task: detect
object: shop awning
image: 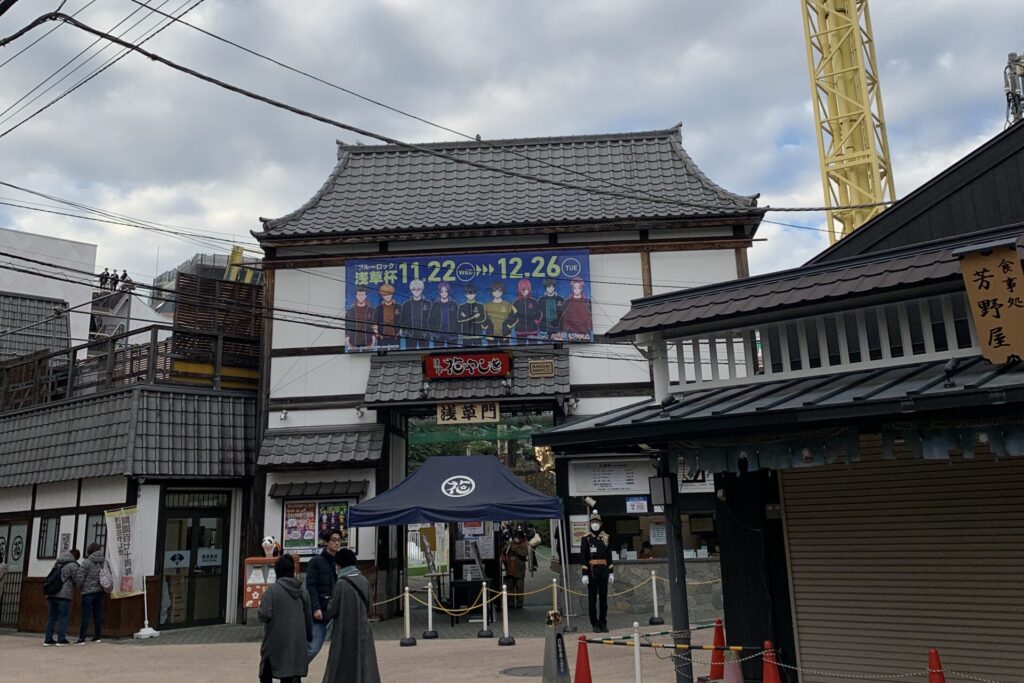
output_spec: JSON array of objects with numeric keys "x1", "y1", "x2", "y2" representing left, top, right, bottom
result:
[
  {"x1": 348, "y1": 455, "x2": 562, "y2": 526},
  {"x1": 268, "y1": 480, "x2": 369, "y2": 498}
]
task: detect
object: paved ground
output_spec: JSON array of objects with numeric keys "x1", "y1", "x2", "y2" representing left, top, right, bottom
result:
[{"x1": 2, "y1": 626, "x2": 713, "y2": 682}]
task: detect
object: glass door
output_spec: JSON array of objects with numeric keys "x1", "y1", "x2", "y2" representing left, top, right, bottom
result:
[{"x1": 160, "y1": 513, "x2": 229, "y2": 627}]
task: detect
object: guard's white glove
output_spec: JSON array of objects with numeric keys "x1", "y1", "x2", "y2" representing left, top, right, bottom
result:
[
  {"x1": 608, "y1": 574, "x2": 615, "y2": 585},
  {"x1": 581, "y1": 575, "x2": 589, "y2": 586}
]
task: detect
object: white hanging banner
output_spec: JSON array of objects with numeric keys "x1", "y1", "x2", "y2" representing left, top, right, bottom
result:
[{"x1": 105, "y1": 507, "x2": 145, "y2": 599}]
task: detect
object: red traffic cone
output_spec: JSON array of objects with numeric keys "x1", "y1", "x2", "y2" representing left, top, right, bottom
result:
[
  {"x1": 723, "y1": 649, "x2": 744, "y2": 683},
  {"x1": 928, "y1": 649, "x2": 946, "y2": 683},
  {"x1": 762, "y1": 641, "x2": 782, "y2": 683},
  {"x1": 574, "y1": 634, "x2": 593, "y2": 683},
  {"x1": 710, "y1": 618, "x2": 726, "y2": 679}
]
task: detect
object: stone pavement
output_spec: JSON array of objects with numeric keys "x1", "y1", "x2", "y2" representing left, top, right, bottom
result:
[{"x1": 2, "y1": 626, "x2": 715, "y2": 682}]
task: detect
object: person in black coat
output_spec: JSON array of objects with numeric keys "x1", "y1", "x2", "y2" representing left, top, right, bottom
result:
[{"x1": 305, "y1": 529, "x2": 342, "y2": 661}]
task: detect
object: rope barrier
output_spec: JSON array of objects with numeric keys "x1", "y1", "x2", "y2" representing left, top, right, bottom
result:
[
  {"x1": 371, "y1": 593, "x2": 404, "y2": 607},
  {"x1": 584, "y1": 638, "x2": 758, "y2": 652},
  {"x1": 654, "y1": 574, "x2": 723, "y2": 586}
]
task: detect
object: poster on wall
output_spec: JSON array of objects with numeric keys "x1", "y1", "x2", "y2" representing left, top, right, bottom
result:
[
  {"x1": 283, "y1": 501, "x2": 318, "y2": 552},
  {"x1": 343, "y1": 249, "x2": 593, "y2": 351},
  {"x1": 569, "y1": 515, "x2": 589, "y2": 553},
  {"x1": 316, "y1": 501, "x2": 355, "y2": 552}
]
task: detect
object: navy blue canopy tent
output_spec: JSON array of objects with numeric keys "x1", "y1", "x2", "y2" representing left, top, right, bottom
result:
[{"x1": 348, "y1": 455, "x2": 563, "y2": 526}]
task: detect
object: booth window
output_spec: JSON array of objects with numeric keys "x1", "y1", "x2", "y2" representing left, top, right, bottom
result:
[
  {"x1": 85, "y1": 513, "x2": 107, "y2": 551},
  {"x1": 36, "y1": 516, "x2": 59, "y2": 559}
]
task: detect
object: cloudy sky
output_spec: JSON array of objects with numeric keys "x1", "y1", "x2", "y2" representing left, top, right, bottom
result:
[{"x1": 0, "y1": 0, "x2": 1020, "y2": 287}]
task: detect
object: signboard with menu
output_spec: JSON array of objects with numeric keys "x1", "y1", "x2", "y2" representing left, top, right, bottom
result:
[{"x1": 567, "y1": 458, "x2": 655, "y2": 496}]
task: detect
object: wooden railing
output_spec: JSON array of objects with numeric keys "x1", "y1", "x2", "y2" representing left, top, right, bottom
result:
[
  {"x1": 0, "y1": 324, "x2": 259, "y2": 413},
  {"x1": 666, "y1": 292, "x2": 980, "y2": 390}
]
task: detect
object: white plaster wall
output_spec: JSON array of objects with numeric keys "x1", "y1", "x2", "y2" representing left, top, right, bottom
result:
[
  {"x1": 137, "y1": 484, "x2": 161, "y2": 576},
  {"x1": 34, "y1": 480, "x2": 78, "y2": 511},
  {"x1": 574, "y1": 395, "x2": 652, "y2": 417},
  {"x1": 0, "y1": 485, "x2": 32, "y2": 513},
  {"x1": 273, "y1": 408, "x2": 379, "y2": 430},
  {"x1": 588, "y1": 252, "x2": 645, "y2": 335},
  {"x1": 649, "y1": 249, "x2": 737, "y2": 294},
  {"x1": 388, "y1": 236, "x2": 549, "y2": 252},
  {"x1": 569, "y1": 343, "x2": 649, "y2": 386},
  {"x1": 262, "y1": 469, "x2": 378, "y2": 561},
  {"x1": 273, "y1": 267, "x2": 346, "y2": 349},
  {"x1": 0, "y1": 228, "x2": 97, "y2": 349},
  {"x1": 270, "y1": 353, "x2": 371, "y2": 400},
  {"x1": 27, "y1": 513, "x2": 77, "y2": 577},
  {"x1": 79, "y1": 477, "x2": 127, "y2": 507}
]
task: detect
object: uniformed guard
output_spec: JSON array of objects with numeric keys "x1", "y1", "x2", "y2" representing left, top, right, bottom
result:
[{"x1": 580, "y1": 510, "x2": 614, "y2": 633}]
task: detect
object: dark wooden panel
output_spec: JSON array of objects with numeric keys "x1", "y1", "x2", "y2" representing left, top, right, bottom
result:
[{"x1": 18, "y1": 576, "x2": 161, "y2": 637}]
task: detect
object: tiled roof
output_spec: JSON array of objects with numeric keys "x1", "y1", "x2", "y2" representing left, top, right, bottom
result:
[
  {"x1": 0, "y1": 292, "x2": 70, "y2": 359},
  {"x1": 537, "y1": 356, "x2": 1024, "y2": 449},
  {"x1": 0, "y1": 388, "x2": 257, "y2": 488},
  {"x1": 255, "y1": 127, "x2": 761, "y2": 240},
  {"x1": 608, "y1": 224, "x2": 1024, "y2": 337},
  {"x1": 268, "y1": 480, "x2": 369, "y2": 498},
  {"x1": 257, "y1": 425, "x2": 385, "y2": 468},
  {"x1": 364, "y1": 349, "x2": 570, "y2": 405}
]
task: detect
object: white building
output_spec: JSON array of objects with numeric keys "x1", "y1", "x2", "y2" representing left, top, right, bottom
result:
[{"x1": 252, "y1": 127, "x2": 765, "y2": 600}]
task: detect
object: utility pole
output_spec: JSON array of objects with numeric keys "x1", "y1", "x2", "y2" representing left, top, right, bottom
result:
[
  {"x1": 1006, "y1": 52, "x2": 1024, "y2": 125},
  {"x1": 657, "y1": 453, "x2": 693, "y2": 683}
]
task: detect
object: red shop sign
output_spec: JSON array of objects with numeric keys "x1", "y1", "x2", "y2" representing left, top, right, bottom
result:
[{"x1": 423, "y1": 352, "x2": 511, "y2": 380}]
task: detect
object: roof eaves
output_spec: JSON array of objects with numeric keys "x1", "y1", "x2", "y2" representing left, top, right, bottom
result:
[{"x1": 253, "y1": 150, "x2": 354, "y2": 238}]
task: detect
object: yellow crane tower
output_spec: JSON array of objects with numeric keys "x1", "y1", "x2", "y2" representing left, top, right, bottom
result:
[{"x1": 801, "y1": 0, "x2": 896, "y2": 243}]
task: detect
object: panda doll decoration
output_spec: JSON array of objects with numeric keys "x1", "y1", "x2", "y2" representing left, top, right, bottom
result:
[{"x1": 261, "y1": 535, "x2": 277, "y2": 558}]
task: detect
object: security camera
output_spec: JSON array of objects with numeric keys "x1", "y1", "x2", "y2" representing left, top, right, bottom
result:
[{"x1": 583, "y1": 496, "x2": 597, "y2": 508}]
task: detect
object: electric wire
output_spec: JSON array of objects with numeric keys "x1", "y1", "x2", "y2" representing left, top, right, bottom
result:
[
  {"x1": 0, "y1": 12, "x2": 895, "y2": 217},
  {"x1": 0, "y1": 0, "x2": 96, "y2": 71},
  {"x1": 0, "y1": 0, "x2": 170, "y2": 125},
  {"x1": 0, "y1": 3, "x2": 205, "y2": 141}
]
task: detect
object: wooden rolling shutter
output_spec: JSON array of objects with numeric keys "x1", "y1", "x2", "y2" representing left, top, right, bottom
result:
[{"x1": 781, "y1": 454, "x2": 1024, "y2": 683}]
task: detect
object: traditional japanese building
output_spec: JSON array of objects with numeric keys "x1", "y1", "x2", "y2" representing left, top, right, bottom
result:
[
  {"x1": 534, "y1": 122, "x2": 1024, "y2": 682},
  {"x1": 251, "y1": 126, "x2": 764, "y2": 604}
]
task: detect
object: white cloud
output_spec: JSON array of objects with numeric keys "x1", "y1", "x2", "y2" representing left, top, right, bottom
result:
[{"x1": 0, "y1": 0, "x2": 1020, "y2": 283}]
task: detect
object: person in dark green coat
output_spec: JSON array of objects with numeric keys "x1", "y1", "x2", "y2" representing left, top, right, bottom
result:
[
  {"x1": 321, "y1": 549, "x2": 380, "y2": 683},
  {"x1": 259, "y1": 555, "x2": 313, "y2": 683}
]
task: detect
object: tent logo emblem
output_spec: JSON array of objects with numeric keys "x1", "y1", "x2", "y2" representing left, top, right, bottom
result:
[{"x1": 441, "y1": 475, "x2": 476, "y2": 498}]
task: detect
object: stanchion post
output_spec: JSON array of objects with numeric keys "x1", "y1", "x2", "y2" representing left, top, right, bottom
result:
[
  {"x1": 632, "y1": 621, "x2": 642, "y2": 683},
  {"x1": 477, "y1": 581, "x2": 493, "y2": 638},
  {"x1": 551, "y1": 577, "x2": 558, "y2": 612},
  {"x1": 498, "y1": 584, "x2": 515, "y2": 646},
  {"x1": 649, "y1": 570, "x2": 664, "y2": 626},
  {"x1": 400, "y1": 586, "x2": 416, "y2": 647},
  {"x1": 422, "y1": 582, "x2": 438, "y2": 639}
]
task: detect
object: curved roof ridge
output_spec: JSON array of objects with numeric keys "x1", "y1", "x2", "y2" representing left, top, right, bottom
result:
[
  {"x1": 258, "y1": 151, "x2": 353, "y2": 229},
  {"x1": 667, "y1": 133, "x2": 758, "y2": 209}
]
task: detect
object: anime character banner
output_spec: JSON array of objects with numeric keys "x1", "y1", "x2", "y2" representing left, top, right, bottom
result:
[{"x1": 344, "y1": 249, "x2": 593, "y2": 351}]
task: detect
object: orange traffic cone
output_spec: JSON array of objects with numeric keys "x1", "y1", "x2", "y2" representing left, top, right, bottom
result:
[
  {"x1": 723, "y1": 649, "x2": 744, "y2": 683},
  {"x1": 712, "y1": 618, "x2": 729, "y2": 679},
  {"x1": 762, "y1": 640, "x2": 782, "y2": 683},
  {"x1": 928, "y1": 649, "x2": 946, "y2": 683},
  {"x1": 710, "y1": 618, "x2": 726, "y2": 679},
  {"x1": 574, "y1": 634, "x2": 593, "y2": 683}
]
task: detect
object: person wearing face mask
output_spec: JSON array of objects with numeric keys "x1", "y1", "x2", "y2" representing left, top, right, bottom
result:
[{"x1": 579, "y1": 510, "x2": 613, "y2": 633}]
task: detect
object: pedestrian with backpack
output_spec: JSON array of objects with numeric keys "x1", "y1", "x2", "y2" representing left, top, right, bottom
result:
[
  {"x1": 77, "y1": 543, "x2": 108, "y2": 644},
  {"x1": 43, "y1": 548, "x2": 81, "y2": 647}
]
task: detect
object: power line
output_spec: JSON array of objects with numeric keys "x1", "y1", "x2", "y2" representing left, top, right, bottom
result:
[
  {"x1": 0, "y1": 2, "x2": 205, "y2": 140},
  {"x1": 0, "y1": 0, "x2": 96, "y2": 71},
  {"x1": 0, "y1": 12, "x2": 874, "y2": 218},
  {"x1": 0, "y1": 256, "x2": 651, "y2": 364},
  {"x1": 0, "y1": 0, "x2": 168, "y2": 125}
]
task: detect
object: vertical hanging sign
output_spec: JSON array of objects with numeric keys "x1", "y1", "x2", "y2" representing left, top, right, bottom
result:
[
  {"x1": 958, "y1": 243, "x2": 1024, "y2": 363},
  {"x1": 105, "y1": 507, "x2": 145, "y2": 599}
]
